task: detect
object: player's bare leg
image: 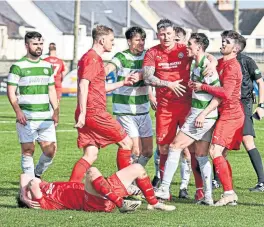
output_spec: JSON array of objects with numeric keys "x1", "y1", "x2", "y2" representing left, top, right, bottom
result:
[
  {"x1": 210, "y1": 144, "x2": 237, "y2": 206},
  {"x1": 131, "y1": 137, "x2": 142, "y2": 162},
  {"x1": 69, "y1": 145, "x2": 98, "y2": 182},
  {"x1": 21, "y1": 143, "x2": 35, "y2": 177},
  {"x1": 116, "y1": 135, "x2": 133, "y2": 170},
  {"x1": 116, "y1": 164, "x2": 175, "y2": 211},
  {"x1": 35, "y1": 141, "x2": 57, "y2": 178},
  {"x1": 139, "y1": 136, "x2": 153, "y2": 166},
  {"x1": 195, "y1": 141, "x2": 213, "y2": 205},
  {"x1": 155, "y1": 132, "x2": 195, "y2": 200}
]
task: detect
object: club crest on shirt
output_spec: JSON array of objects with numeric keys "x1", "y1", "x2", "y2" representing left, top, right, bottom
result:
[
  {"x1": 178, "y1": 52, "x2": 184, "y2": 58},
  {"x1": 156, "y1": 56, "x2": 162, "y2": 60},
  {"x1": 43, "y1": 68, "x2": 49, "y2": 75},
  {"x1": 219, "y1": 69, "x2": 223, "y2": 76}
]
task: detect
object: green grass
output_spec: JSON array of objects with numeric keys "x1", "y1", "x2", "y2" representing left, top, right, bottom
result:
[{"x1": 0, "y1": 96, "x2": 264, "y2": 227}]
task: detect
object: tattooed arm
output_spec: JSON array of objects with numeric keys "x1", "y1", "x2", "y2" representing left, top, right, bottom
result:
[{"x1": 143, "y1": 66, "x2": 186, "y2": 97}]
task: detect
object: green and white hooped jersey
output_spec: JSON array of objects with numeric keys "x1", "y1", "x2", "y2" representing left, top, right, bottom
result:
[
  {"x1": 110, "y1": 49, "x2": 149, "y2": 116},
  {"x1": 190, "y1": 56, "x2": 220, "y2": 119},
  {"x1": 7, "y1": 56, "x2": 55, "y2": 121}
]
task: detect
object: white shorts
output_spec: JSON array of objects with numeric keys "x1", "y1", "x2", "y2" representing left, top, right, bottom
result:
[
  {"x1": 116, "y1": 114, "x2": 153, "y2": 138},
  {"x1": 181, "y1": 113, "x2": 215, "y2": 143},
  {"x1": 16, "y1": 120, "x2": 57, "y2": 143}
]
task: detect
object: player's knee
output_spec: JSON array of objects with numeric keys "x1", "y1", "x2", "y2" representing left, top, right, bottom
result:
[
  {"x1": 159, "y1": 144, "x2": 169, "y2": 154},
  {"x1": 142, "y1": 146, "x2": 153, "y2": 158},
  {"x1": 120, "y1": 136, "x2": 133, "y2": 150},
  {"x1": 243, "y1": 136, "x2": 255, "y2": 151},
  {"x1": 209, "y1": 145, "x2": 221, "y2": 159},
  {"x1": 132, "y1": 163, "x2": 146, "y2": 177},
  {"x1": 22, "y1": 146, "x2": 34, "y2": 156},
  {"x1": 86, "y1": 167, "x2": 100, "y2": 180}
]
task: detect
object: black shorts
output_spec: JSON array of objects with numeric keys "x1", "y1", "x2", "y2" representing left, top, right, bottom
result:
[{"x1": 242, "y1": 100, "x2": 255, "y2": 137}]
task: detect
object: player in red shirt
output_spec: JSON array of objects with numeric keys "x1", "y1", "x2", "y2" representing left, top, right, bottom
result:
[
  {"x1": 18, "y1": 163, "x2": 175, "y2": 212},
  {"x1": 191, "y1": 30, "x2": 245, "y2": 206},
  {"x1": 44, "y1": 43, "x2": 68, "y2": 101},
  {"x1": 69, "y1": 25, "x2": 135, "y2": 183},
  {"x1": 143, "y1": 19, "x2": 216, "y2": 200}
]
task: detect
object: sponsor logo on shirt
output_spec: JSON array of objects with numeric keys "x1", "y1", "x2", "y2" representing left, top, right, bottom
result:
[{"x1": 158, "y1": 61, "x2": 182, "y2": 69}]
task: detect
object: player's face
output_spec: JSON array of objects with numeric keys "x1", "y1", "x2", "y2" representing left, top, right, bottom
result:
[
  {"x1": 220, "y1": 37, "x2": 236, "y2": 56},
  {"x1": 175, "y1": 32, "x2": 186, "y2": 44},
  {"x1": 103, "y1": 32, "x2": 115, "y2": 52},
  {"x1": 128, "y1": 33, "x2": 145, "y2": 55},
  {"x1": 187, "y1": 38, "x2": 199, "y2": 57},
  {"x1": 26, "y1": 38, "x2": 43, "y2": 57},
  {"x1": 157, "y1": 27, "x2": 175, "y2": 48}
]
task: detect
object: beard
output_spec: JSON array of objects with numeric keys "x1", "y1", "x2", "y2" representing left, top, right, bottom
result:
[{"x1": 29, "y1": 48, "x2": 42, "y2": 57}]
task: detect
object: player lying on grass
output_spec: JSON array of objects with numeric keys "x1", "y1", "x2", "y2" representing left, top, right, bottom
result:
[{"x1": 17, "y1": 164, "x2": 175, "y2": 212}]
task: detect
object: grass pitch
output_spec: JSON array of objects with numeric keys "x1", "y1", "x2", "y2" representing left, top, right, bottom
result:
[{"x1": 0, "y1": 96, "x2": 264, "y2": 227}]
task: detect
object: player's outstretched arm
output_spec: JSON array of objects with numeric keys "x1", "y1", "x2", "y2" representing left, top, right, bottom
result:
[
  {"x1": 143, "y1": 66, "x2": 186, "y2": 97},
  {"x1": 48, "y1": 85, "x2": 59, "y2": 126},
  {"x1": 195, "y1": 97, "x2": 221, "y2": 128}
]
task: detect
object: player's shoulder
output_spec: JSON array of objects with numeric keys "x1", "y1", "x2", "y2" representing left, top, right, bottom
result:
[{"x1": 146, "y1": 44, "x2": 161, "y2": 53}]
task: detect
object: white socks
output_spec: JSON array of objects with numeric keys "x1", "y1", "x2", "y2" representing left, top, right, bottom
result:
[
  {"x1": 161, "y1": 148, "x2": 182, "y2": 191},
  {"x1": 35, "y1": 153, "x2": 53, "y2": 177},
  {"x1": 180, "y1": 157, "x2": 191, "y2": 190},
  {"x1": 196, "y1": 156, "x2": 212, "y2": 200},
  {"x1": 21, "y1": 154, "x2": 35, "y2": 177}
]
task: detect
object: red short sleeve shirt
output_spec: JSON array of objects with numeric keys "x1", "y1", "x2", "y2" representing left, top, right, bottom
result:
[
  {"x1": 77, "y1": 49, "x2": 106, "y2": 112},
  {"x1": 143, "y1": 43, "x2": 191, "y2": 106}
]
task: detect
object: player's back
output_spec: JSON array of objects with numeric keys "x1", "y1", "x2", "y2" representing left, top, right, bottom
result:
[
  {"x1": 38, "y1": 181, "x2": 85, "y2": 210},
  {"x1": 44, "y1": 56, "x2": 65, "y2": 87}
]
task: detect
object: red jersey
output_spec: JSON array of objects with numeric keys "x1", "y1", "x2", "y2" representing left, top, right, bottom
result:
[
  {"x1": 36, "y1": 182, "x2": 85, "y2": 210},
  {"x1": 143, "y1": 43, "x2": 191, "y2": 106},
  {"x1": 201, "y1": 57, "x2": 243, "y2": 116},
  {"x1": 77, "y1": 49, "x2": 106, "y2": 114},
  {"x1": 44, "y1": 56, "x2": 65, "y2": 88}
]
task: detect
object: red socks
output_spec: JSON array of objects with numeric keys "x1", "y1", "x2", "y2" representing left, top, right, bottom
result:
[
  {"x1": 69, "y1": 158, "x2": 90, "y2": 182},
  {"x1": 226, "y1": 160, "x2": 233, "y2": 179},
  {"x1": 117, "y1": 148, "x2": 131, "y2": 170},
  {"x1": 191, "y1": 152, "x2": 203, "y2": 189},
  {"x1": 159, "y1": 154, "x2": 168, "y2": 181},
  {"x1": 136, "y1": 177, "x2": 158, "y2": 205},
  {"x1": 213, "y1": 156, "x2": 233, "y2": 191},
  {"x1": 92, "y1": 176, "x2": 123, "y2": 208}
]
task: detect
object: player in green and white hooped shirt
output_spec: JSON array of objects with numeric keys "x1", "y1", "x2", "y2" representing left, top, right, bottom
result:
[
  {"x1": 155, "y1": 33, "x2": 221, "y2": 205},
  {"x1": 105, "y1": 27, "x2": 153, "y2": 168},
  {"x1": 7, "y1": 32, "x2": 59, "y2": 178}
]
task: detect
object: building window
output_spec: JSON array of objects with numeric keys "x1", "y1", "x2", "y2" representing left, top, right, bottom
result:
[{"x1": 256, "y1": 39, "x2": 262, "y2": 48}]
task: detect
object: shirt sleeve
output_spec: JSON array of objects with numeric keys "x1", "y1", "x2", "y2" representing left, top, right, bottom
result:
[
  {"x1": 48, "y1": 65, "x2": 55, "y2": 86},
  {"x1": 143, "y1": 49, "x2": 155, "y2": 67},
  {"x1": 7, "y1": 64, "x2": 21, "y2": 86},
  {"x1": 78, "y1": 58, "x2": 98, "y2": 81},
  {"x1": 201, "y1": 64, "x2": 238, "y2": 100},
  {"x1": 110, "y1": 53, "x2": 123, "y2": 71},
  {"x1": 247, "y1": 58, "x2": 262, "y2": 81}
]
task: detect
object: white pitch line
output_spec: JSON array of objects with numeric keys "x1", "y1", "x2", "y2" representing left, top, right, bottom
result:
[{"x1": 0, "y1": 129, "x2": 76, "y2": 133}]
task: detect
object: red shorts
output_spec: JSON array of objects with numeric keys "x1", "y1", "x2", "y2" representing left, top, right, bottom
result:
[
  {"x1": 156, "y1": 103, "x2": 191, "y2": 145},
  {"x1": 212, "y1": 111, "x2": 245, "y2": 150},
  {"x1": 83, "y1": 174, "x2": 128, "y2": 212},
  {"x1": 76, "y1": 111, "x2": 127, "y2": 148}
]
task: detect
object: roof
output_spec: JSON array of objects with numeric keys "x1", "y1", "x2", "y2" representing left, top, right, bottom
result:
[
  {"x1": 34, "y1": 0, "x2": 152, "y2": 37},
  {"x1": 220, "y1": 9, "x2": 264, "y2": 35},
  {"x1": 148, "y1": 0, "x2": 206, "y2": 31},
  {"x1": 0, "y1": 0, "x2": 34, "y2": 39},
  {"x1": 186, "y1": 1, "x2": 233, "y2": 31}
]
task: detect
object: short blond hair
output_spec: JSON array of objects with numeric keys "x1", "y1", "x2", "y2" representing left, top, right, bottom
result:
[{"x1": 92, "y1": 25, "x2": 113, "y2": 41}]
